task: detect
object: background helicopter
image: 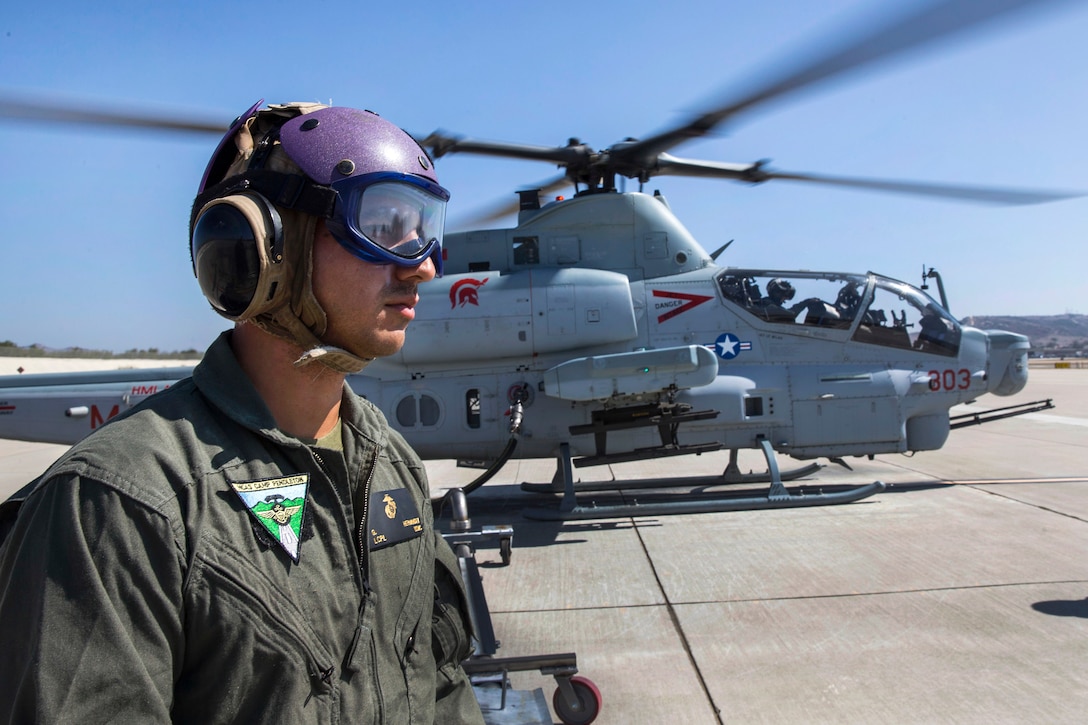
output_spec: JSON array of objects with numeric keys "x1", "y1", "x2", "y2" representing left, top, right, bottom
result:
[{"x1": 0, "y1": 0, "x2": 1081, "y2": 517}]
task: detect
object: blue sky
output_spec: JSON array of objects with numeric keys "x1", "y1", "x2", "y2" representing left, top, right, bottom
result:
[{"x1": 2, "y1": 0, "x2": 1086, "y2": 352}]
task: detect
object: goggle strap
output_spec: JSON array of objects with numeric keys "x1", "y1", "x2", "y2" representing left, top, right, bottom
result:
[{"x1": 191, "y1": 171, "x2": 338, "y2": 231}]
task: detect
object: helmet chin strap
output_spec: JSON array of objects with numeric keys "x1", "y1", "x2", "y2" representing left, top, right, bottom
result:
[
  {"x1": 294, "y1": 345, "x2": 373, "y2": 374},
  {"x1": 243, "y1": 206, "x2": 374, "y2": 375},
  {"x1": 253, "y1": 311, "x2": 373, "y2": 375}
]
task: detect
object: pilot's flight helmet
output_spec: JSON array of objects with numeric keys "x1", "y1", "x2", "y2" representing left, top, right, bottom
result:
[
  {"x1": 767, "y1": 278, "x2": 796, "y2": 304},
  {"x1": 836, "y1": 282, "x2": 861, "y2": 309},
  {"x1": 189, "y1": 101, "x2": 449, "y2": 372}
]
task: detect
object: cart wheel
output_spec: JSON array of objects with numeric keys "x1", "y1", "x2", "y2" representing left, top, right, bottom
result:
[
  {"x1": 499, "y1": 537, "x2": 512, "y2": 566},
  {"x1": 553, "y1": 675, "x2": 601, "y2": 725}
]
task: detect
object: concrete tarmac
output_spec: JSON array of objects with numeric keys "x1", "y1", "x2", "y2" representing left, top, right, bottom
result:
[{"x1": 1, "y1": 368, "x2": 1085, "y2": 723}]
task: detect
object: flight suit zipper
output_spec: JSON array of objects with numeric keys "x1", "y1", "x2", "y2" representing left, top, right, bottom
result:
[
  {"x1": 356, "y1": 446, "x2": 378, "y2": 583},
  {"x1": 311, "y1": 444, "x2": 372, "y2": 589},
  {"x1": 356, "y1": 445, "x2": 382, "y2": 723}
]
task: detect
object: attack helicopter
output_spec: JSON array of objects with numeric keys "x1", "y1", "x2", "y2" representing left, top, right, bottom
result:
[{"x1": 0, "y1": 0, "x2": 1073, "y2": 520}]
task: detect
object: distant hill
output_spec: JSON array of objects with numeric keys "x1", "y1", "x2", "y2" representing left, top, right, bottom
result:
[
  {"x1": 0, "y1": 342, "x2": 201, "y2": 360},
  {"x1": 961, "y1": 314, "x2": 1088, "y2": 355}
]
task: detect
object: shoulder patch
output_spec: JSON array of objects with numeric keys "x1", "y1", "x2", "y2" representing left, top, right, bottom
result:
[{"x1": 230, "y1": 475, "x2": 310, "y2": 562}]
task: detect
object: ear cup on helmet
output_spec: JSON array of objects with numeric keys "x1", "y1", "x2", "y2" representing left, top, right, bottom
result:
[{"x1": 191, "y1": 192, "x2": 285, "y2": 320}]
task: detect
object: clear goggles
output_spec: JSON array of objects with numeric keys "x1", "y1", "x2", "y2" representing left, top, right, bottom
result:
[{"x1": 329, "y1": 172, "x2": 450, "y2": 275}]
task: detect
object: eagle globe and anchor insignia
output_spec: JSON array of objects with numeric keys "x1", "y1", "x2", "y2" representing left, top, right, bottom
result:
[
  {"x1": 231, "y1": 475, "x2": 309, "y2": 562},
  {"x1": 369, "y1": 488, "x2": 424, "y2": 550}
]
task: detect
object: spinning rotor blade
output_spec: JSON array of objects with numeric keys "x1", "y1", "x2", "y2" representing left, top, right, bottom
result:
[
  {"x1": 762, "y1": 171, "x2": 1082, "y2": 206},
  {"x1": 0, "y1": 96, "x2": 227, "y2": 135},
  {"x1": 655, "y1": 154, "x2": 1082, "y2": 205},
  {"x1": 418, "y1": 0, "x2": 1083, "y2": 209},
  {"x1": 5, "y1": 0, "x2": 1081, "y2": 218},
  {"x1": 419, "y1": 131, "x2": 590, "y2": 166},
  {"x1": 621, "y1": 0, "x2": 1075, "y2": 162},
  {"x1": 449, "y1": 174, "x2": 571, "y2": 229}
]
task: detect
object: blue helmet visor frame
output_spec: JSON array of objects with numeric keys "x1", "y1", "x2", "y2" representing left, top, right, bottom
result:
[{"x1": 327, "y1": 172, "x2": 450, "y2": 276}]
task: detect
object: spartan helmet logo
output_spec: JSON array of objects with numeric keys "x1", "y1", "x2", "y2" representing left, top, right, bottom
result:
[
  {"x1": 383, "y1": 493, "x2": 397, "y2": 519},
  {"x1": 449, "y1": 278, "x2": 488, "y2": 309}
]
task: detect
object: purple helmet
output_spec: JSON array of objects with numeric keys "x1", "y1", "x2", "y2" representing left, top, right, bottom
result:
[{"x1": 279, "y1": 107, "x2": 440, "y2": 186}]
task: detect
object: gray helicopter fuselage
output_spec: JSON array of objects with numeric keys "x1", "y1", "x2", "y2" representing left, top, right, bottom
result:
[{"x1": 351, "y1": 192, "x2": 1029, "y2": 464}]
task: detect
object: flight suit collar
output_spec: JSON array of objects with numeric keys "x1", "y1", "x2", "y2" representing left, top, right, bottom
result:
[
  {"x1": 192, "y1": 330, "x2": 389, "y2": 451},
  {"x1": 193, "y1": 331, "x2": 284, "y2": 441}
]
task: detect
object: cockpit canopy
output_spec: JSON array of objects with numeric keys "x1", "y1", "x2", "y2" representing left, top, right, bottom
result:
[{"x1": 715, "y1": 269, "x2": 961, "y2": 356}]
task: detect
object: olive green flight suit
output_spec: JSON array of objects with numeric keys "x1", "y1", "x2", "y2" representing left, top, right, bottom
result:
[{"x1": 0, "y1": 332, "x2": 484, "y2": 724}]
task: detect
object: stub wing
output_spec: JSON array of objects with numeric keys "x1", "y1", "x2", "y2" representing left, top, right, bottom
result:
[
  {"x1": 542, "y1": 345, "x2": 719, "y2": 402},
  {"x1": 0, "y1": 367, "x2": 192, "y2": 445}
]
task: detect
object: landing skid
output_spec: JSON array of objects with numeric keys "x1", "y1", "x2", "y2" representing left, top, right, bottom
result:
[
  {"x1": 522, "y1": 440, "x2": 884, "y2": 521},
  {"x1": 521, "y1": 448, "x2": 822, "y2": 494},
  {"x1": 721, "y1": 447, "x2": 823, "y2": 484}
]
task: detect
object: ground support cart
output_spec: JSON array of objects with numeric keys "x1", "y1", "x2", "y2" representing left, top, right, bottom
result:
[{"x1": 439, "y1": 488, "x2": 602, "y2": 724}]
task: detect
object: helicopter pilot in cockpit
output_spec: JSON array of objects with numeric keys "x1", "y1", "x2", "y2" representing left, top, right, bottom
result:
[
  {"x1": 833, "y1": 282, "x2": 863, "y2": 319},
  {"x1": 719, "y1": 274, "x2": 762, "y2": 309},
  {"x1": 758, "y1": 278, "x2": 801, "y2": 322}
]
